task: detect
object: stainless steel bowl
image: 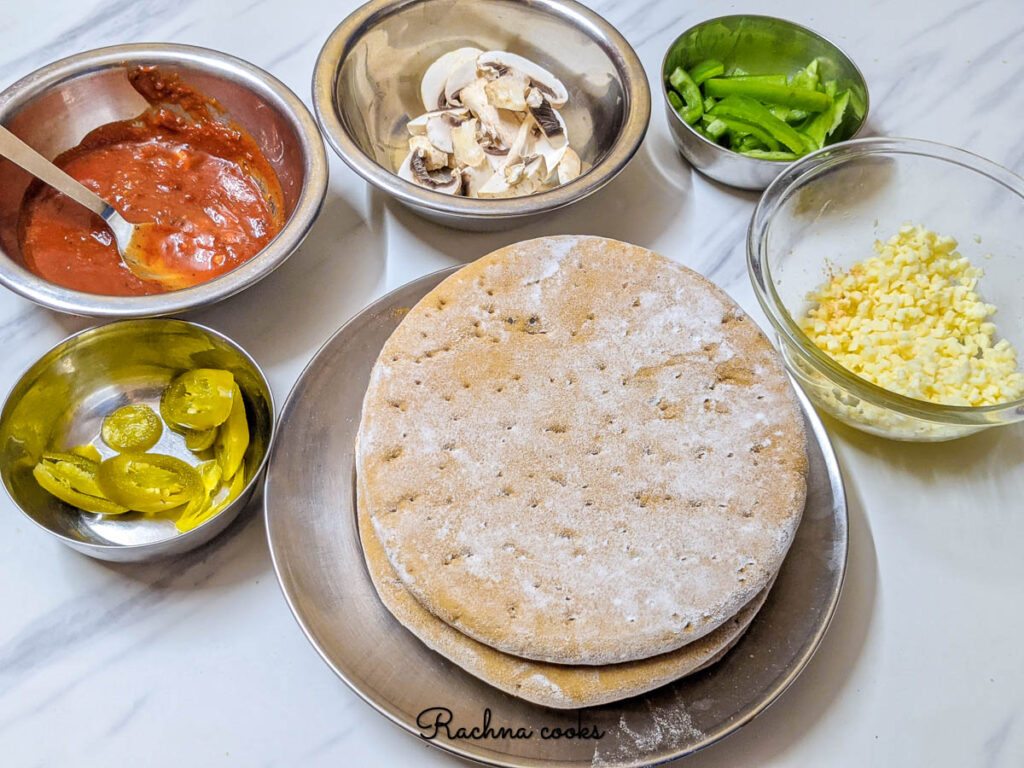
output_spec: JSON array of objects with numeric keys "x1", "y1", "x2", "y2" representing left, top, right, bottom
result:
[
  {"x1": 0, "y1": 319, "x2": 275, "y2": 561},
  {"x1": 0, "y1": 43, "x2": 328, "y2": 317},
  {"x1": 662, "y1": 15, "x2": 869, "y2": 191},
  {"x1": 312, "y1": 0, "x2": 650, "y2": 231}
]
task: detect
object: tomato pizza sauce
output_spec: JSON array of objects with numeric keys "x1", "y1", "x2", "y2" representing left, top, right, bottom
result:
[{"x1": 17, "y1": 67, "x2": 284, "y2": 296}]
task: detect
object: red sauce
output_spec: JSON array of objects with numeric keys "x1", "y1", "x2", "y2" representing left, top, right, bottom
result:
[{"x1": 18, "y1": 68, "x2": 284, "y2": 296}]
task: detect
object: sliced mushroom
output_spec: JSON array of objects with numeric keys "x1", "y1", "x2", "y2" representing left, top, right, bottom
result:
[
  {"x1": 407, "y1": 107, "x2": 468, "y2": 134},
  {"x1": 528, "y1": 94, "x2": 564, "y2": 139},
  {"x1": 443, "y1": 58, "x2": 481, "y2": 107},
  {"x1": 526, "y1": 112, "x2": 568, "y2": 175},
  {"x1": 557, "y1": 147, "x2": 581, "y2": 185},
  {"x1": 409, "y1": 48, "x2": 576, "y2": 198},
  {"x1": 420, "y1": 47, "x2": 482, "y2": 111},
  {"x1": 504, "y1": 161, "x2": 526, "y2": 186},
  {"x1": 408, "y1": 109, "x2": 469, "y2": 155},
  {"x1": 452, "y1": 118, "x2": 485, "y2": 168},
  {"x1": 477, "y1": 51, "x2": 569, "y2": 107},
  {"x1": 497, "y1": 117, "x2": 533, "y2": 172},
  {"x1": 481, "y1": 154, "x2": 546, "y2": 198},
  {"x1": 461, "y1": 163, "x2": 494, "y2": 197},
  {"x1": 505, "y1": 154, "x2": 543, "y2": 185},
  {"x1": 409, "y1": 135, "x2": 448, "y2": 170},
  {"x1": 399, "y1": 150, "x2": 461, "y2": 194},
  {"x1": 427, "y1": 118, "x2": 455, "y2": 153},
  {"x1": 477, "y1": 118, "x2": 533, "y2": 197},
  {"x1": 460, "y1": 78, "x2": 520, "y2": 148},
  {"x1": 484, "y1": 70, "x2": 530, "y2": 112}
]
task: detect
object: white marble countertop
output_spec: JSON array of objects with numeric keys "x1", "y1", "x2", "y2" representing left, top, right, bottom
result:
[{"x1": 1, "y1": 0, "x2": 1022, "y2": 765}]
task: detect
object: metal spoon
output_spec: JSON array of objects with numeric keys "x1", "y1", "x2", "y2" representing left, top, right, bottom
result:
[{"x1": 0, "y1": 124, "x2": 178, "y2": 287}]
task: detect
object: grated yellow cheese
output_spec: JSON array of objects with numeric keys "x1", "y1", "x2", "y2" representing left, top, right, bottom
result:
[{"x1": 799, "y1": 224, "x2": 1024, "y2": 407}]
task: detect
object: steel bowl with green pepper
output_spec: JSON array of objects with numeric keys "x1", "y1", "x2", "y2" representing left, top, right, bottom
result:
[{"x1": 662, "y1": 15, "x2": 869, "y2": 190}]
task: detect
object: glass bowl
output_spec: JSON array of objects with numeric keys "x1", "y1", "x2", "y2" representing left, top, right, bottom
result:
[{"x1": 748, "y1": 137, "x2": 1024, "y2": 441}]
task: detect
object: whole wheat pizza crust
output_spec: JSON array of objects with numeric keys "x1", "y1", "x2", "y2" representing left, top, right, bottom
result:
[
  {"x1": 357, "y1": 481, "x2": 773, "y2": 709},
  {"x1": 357, "y1": 236, "x2": 807, "y2": 665}
]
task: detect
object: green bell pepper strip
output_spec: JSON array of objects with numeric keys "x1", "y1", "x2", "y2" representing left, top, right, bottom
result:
[
  {"x1": 802, "y1": 89, "x2": 851, "y2": 149},
  {"x1": 699, "y1": 116, "x2": 729, "y2": 140},
  {"x1": 710, "y1": 95, "x2": 813, "y2": 153},
  {"x1": 667, "y1": 90, "x2": 684, "y2": 111},
  {"x1": 788, "y1": 58, "x2": 821, "y2": 91},
  {"x1": 723, "y1": 74, "x2": 787, "y2": 85},
  {"x1": 739, "y1": 149, "x2": 802, "y2": 161},
  {"x1": 847, "y1": 87, "x2": 867, "y2": 120},
  {"x1": 736, "y1": 134, "x2": 767, "y2": 152},
  {"x1": 667, "y1": 67, "x2": 703, "y2": 124},
  {"x1": 703, "y1": 78, "x2": 832, "y2": 112},
  {"x1": 714, "y1": 115, "x2": 781, "y2": 151},
  {"x1": 688, "y1": 59, "x2": 724, "y2": 85},
  {"x1": 769, "y1": 104, "x2": 810, "y2": 124}
]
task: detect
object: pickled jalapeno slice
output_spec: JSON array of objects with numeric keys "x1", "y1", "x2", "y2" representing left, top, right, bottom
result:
[
  {"x1": 97, "y1": 453, "x2": 203, "y2": 513},
  {"x1": 215, "y1": 383, "x2": 248, "y2": 481},
  {"x1": 197, "y1": 460, "x2": 223, "y2": 492},
  {"x1": 71, "y1": 444, "x2": 103, "y2": 463},
  {"x1": 32, "y1": 454, "x2": 129, "y2": 516},
  {"x1": 160, "y1": 369, "x2": 235, "y2": 431},
  {"x1": 101, "y1": 404, "x2": 163, "y2": 452},
  {"x1": 38, "y1": 452, "x2": 104, "y2": 497},
  {"x1": 177, "y1": 460, "x2": 245, "y2": 533},
  {"x1": 184, "y1": 427, "x2": 217, "y2": 452}
]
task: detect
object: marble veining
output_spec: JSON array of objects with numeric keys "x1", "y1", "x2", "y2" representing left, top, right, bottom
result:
[{"x1": 0, "y1": 1, "x2": 1022, "y2": 766}]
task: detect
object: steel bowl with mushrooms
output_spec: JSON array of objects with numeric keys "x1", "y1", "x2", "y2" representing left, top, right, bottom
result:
[
  {"x1": 313, "y1": 0, "x2": 650, "y2": 231},
  {"x1": 400, "y1": 48, "x2": 581, "y2": 198}
]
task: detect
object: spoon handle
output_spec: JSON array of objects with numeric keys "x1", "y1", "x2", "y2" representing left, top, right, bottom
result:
[{"x1": 0, "y1": 125, "x2": 113, "y2": 219}]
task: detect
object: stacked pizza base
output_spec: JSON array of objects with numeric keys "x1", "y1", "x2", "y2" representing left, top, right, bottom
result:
[{"x1": 355, "y1": 236, "x2": 808, "y2": 708}]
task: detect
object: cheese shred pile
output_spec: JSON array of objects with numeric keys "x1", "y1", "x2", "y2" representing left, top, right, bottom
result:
[{"x1": 799, "y1": 224, "x2": 1024, "y2": 406}]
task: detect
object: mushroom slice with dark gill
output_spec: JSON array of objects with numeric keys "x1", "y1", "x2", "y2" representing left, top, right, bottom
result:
[
  {"x1": 528, "y1": 94, "x2": 564, "y2": 140},
  {"x1": 399, "y1": 151, "x2": 461, "y2": 194}
]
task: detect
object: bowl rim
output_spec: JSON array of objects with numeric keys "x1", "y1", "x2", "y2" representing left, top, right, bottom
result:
[
  {"x1": 311, "y1": 0, "x2": 651, "y2": 221},
  {"x1": 659, "y1": 14, "x2": 871, "y2": 167},
  {"x1": 0, "y1": 42, "x2": 328, "y2": 318},
  {"x1": 748, "y1": 135, "x2": 1024, "y2": 425},
  {"x1": 0, "y1": 318, "x2": 277, "y2": 553}
]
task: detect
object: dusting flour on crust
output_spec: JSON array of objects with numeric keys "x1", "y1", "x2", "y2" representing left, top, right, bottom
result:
[
  {"x1": 356, "y1": 473, "x2": 774, "y2": 708},
  {"x1": 357, "y1": 236, "x2": 807, "y2": 665}
]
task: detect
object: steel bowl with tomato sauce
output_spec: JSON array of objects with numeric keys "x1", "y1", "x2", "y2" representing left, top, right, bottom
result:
[{"x1": 0, "y1": 43, "x2": 327, "y2": 317}]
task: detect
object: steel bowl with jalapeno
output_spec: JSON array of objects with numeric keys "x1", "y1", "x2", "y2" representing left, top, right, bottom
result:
[{"x1": 0, "y1": 320, "x2": 274, "y2": 562}]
